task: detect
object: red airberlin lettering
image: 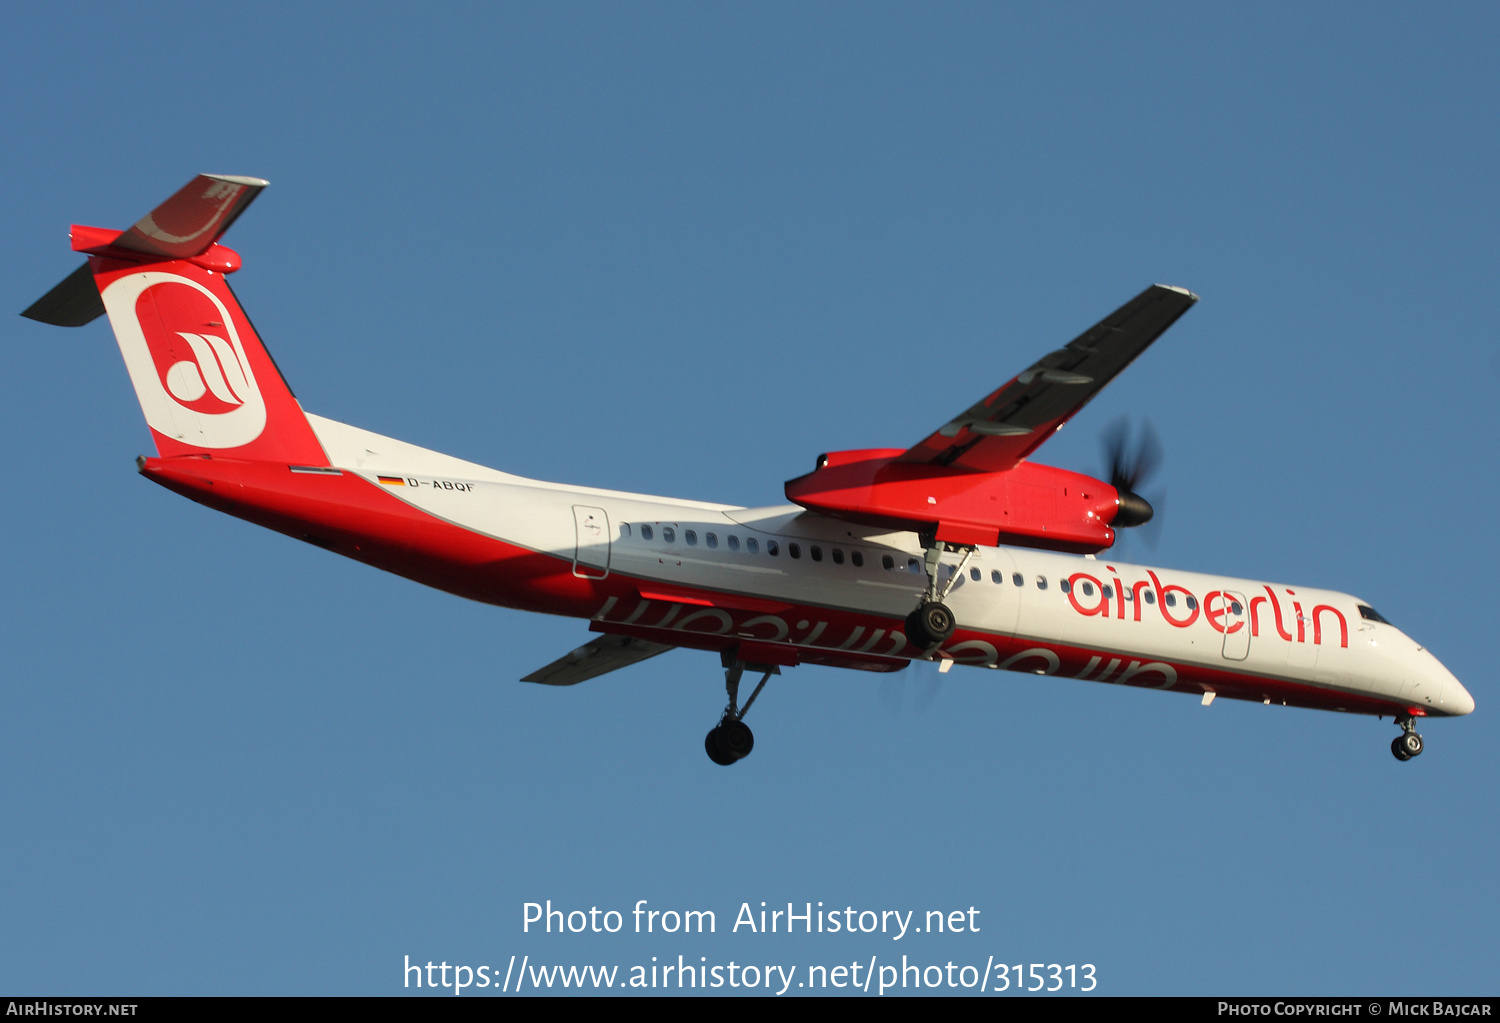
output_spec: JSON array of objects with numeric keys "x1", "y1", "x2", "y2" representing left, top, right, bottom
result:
[
  {"x1": 1312, "y1": 604, "x2": 1348, "y2": 648},
  {"x1": 1202, "y1": 591, "x2": 1244, "y2": 634},
  {"x1": 1250, "y1": 586, "x2": 1294, "y2": 641},
  {"x1": 1066, "y1": 572, "x2": 1109, "y2": 616},
  {"x1": 1147, "y1": 570, "x2": 1199, "y2": 628}
]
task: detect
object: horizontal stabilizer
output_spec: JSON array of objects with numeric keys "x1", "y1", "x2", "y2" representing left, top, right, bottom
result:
[
  {"x1": 21, "y1": 262, "x2": 105, "y2": 326},
  {"x1": 112, "y1": 174, "x2": 268, "y2": 260},
  {"x1": 522, "y1": 634, "x2": 675, "y2": 686}
]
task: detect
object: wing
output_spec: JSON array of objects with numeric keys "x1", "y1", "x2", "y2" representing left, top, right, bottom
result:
[
  {"x1": 521, "y1": 634, "x2": 675, "y2": 686},
  {"x1": 899, "y1": 284, "x2": 1197, "y2": 473}
]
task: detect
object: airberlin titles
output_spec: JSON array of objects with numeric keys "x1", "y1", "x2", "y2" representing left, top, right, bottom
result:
[{"x1": 1064, "y1": 567, "x2": 1347, "y2": 647}]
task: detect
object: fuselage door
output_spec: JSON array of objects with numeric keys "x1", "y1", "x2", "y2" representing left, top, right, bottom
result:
[
  {"x1": 572, "y1": 505, "x2": 610, "y2": 579},
  {"x1": 1221, "y1": 590, "x2": 1250, "y2": 661}
]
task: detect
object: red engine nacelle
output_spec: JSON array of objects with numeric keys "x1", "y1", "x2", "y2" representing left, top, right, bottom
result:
[{"x1": 785, "y1": 449, "x2": 1124, "y2": 554}]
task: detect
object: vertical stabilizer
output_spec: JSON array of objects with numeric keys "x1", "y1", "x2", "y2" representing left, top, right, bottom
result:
[{"x1": 22, "y1": 175, "x2": 330, "y2": 466}]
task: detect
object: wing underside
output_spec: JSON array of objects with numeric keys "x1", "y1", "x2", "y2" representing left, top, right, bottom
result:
[
  {"x1": 899, "y1": 284, "x2": 1198, "y2": 472},
  {"x1": 521, "y1": 634, "x2": 675, "y2": 686}
]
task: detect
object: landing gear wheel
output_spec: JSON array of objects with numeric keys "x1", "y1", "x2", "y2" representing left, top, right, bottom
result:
[
  {"x1": 707, "y1": 656, "x2": 773, "y2": 765},
  {"x1": 705, "y1": 727, "x2": 738, "y2": 766},
  {"x1": 905, "y1": 601, "x2": 956, "y2": 649},
  {"x1": 1399, "y1": 731, "x2": 1423, "y2": 758},
  {"x1": 720, "y1": 719, "x2": 754, "y2": 759},
  {"x1": 1391, "y1": 736, "x2": 1411, "y2": 762}
]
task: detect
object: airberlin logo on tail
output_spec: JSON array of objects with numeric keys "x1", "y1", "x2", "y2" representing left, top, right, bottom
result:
[
  {"x1": 100, "y1": 271, "x2": 266, "y2": 449},
  {"x1": 164, "y1": 331, "x2": 251, "y2": 407}
]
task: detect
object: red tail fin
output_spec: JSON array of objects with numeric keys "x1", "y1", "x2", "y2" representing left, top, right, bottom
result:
[{"x1": 23, "y1": 175, "x2": 329, "y2": 465}]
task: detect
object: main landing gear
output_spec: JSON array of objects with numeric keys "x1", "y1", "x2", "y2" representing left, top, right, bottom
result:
[
  {"x1": 904, "y1": 537, "x2": 973, "y2": 651},
  {"x1": 705, "y1": 652, "x2": 778, "y2": 766},
  {"x1": 1390, "y1": 714, "x2": 1424, "y2": 762}
]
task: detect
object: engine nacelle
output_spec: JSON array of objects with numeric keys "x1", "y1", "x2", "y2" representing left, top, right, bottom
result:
[{"x1": 785, "y1": 449, "x2": 1123, "y2": 553}]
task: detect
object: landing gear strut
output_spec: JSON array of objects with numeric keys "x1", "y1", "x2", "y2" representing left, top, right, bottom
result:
[
  {"x1": 1390, "y1": 714, "x2": 1424, "y2": 762},
  {"x1": 904, "y1": 537, "x2": 974, "y2": 650},
  {"x1": 705, "y1": 651, "x2": 777, "y2": 766}
]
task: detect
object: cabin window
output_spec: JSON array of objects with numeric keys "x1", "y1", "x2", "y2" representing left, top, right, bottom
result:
[
  {"x1": 1012, "y1": 573, "x2": 1024, "y2": 587},
  {"x1": 767, "y1": 540, "x2": 779, "y2": 556},
  {"x1": 970, "y1": 567, "x2": 981, "y2": 581},
  {"x1": 810, "y1": 546, "x2": 823, "y2": 562},
  {"x1": 662, "y1": 527, "x2": 675, "y2": 543},
  {"x1": 705, "y1": 532, "x2": 718, "y2": 549},
  {"x1": 1060, "y1": 579, "x2": 1071, "y2": 593},
  {"x1": 727, "y1": 534, "x2": 739, "y2": 551},
  {"x1": 851, "y1": 551, "x2": 864, "y2": 567},
  {"x1": 832, "y1": 548, "x2": 845, "y2": 565},
  {"x1": 1185, "y1": 596, "x2": 1197, "y2": 611},
  {"x1": 620, "y1": 523, "x2": 631, "y2": 539},
  {"x1": 1103, "y1": 585, "x2": 1113, "y2": 599},
  {"x1": 746, "y1": 537, "x2": 758, "y2": 554},
  {"x1": 992, "y1": 570, "x2": 1002, "y2": 583},
  {"x1": 1036, "y1": 576, "x2": 1048, "y2": 591},
  {"x1": 640, "y1": 524, "x2": 654, "y2": 541},
  {"x1": 1230, "y1": 599, "x2": 1243, "y2": 615},
  {"x1": 908, "y1": 558, "x2": 922, "y2": 574},
  {"x1": 685, "y1": 530, "x2": 698, "y2": 546},
  {"x1": 789, "y1": 544, "x2": 801, "y2": 559},
  {"x1": 1358, "y1": 605, "x2": 1391, "y2": 624},
  {"x1": 1123, "y1": 588, "x2": 1133, "y2": 601},
  {"x1": 1164, "y1": 593, "x2": 1176, "y2": 607},
  {"x1": 1143, "y1": 590, "x2": 1155, "y2": 605},
  {"x1": 882, "y1": 555, "x2": 895, "y2": 570},
  {"x1": 1080, "y1": 581, "x2": 1094, "y2": 597}
]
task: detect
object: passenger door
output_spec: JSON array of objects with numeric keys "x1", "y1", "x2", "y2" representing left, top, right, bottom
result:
[{"x1": 572, "y1": 505, "x2": 610, "y2": 579}]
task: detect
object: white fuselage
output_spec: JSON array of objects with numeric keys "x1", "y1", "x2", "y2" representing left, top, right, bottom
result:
[{"x1": 307, "y1": 414, "x2": 1474, "y2": 719}]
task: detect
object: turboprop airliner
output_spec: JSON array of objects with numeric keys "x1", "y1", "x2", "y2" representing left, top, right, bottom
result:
[{"x1": 22, "y1": 174, "x2": 1474, "y2": 765}]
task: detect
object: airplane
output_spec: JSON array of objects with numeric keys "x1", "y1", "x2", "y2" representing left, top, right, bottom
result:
[{"x1": 22, "y1": 174, "x2": 1474, "y2": 766}]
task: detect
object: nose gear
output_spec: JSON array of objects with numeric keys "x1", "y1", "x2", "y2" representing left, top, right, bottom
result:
[{"x1": 1390, "y1": 713, "x2": 1424, "y2": 762}]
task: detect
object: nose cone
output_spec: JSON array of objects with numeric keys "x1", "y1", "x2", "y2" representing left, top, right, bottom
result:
[{"x1": 1445, "y1": 675, "x2": 1476, "y2": 716}]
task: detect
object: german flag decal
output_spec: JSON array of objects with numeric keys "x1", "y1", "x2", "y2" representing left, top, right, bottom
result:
[{"x1": 378, "y1": 476, "x2": 405, "y2": 486}]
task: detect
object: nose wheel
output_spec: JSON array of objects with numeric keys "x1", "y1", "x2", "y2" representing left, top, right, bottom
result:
[
  {"x1": 705, "y1": 651, "x2": 776, "y2": 766},
  {"x1": 1390, "y1": 715, "x2": 1424, "y2": 761}
]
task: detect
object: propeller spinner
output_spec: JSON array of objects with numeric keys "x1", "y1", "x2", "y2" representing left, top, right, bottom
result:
[{"x1": 1102, "y1": 418, "x2": 1162, "y2": 531}]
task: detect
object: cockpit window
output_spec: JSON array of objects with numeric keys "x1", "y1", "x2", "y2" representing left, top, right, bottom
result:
[{"x1": 1358, "y1": 605, "x2": 1392, "y2": 625}]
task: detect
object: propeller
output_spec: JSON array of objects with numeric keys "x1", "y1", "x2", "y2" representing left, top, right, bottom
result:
[
  {"x1": 1101, "y1": 417, "x2": 1166, "y2": 548},
  {"x1": 879, "y1": 665, "x2": 944, "y2": 716}
]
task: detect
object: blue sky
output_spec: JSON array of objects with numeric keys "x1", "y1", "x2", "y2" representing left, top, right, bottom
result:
[{"x1": 1, "y1": 3, "x2": 1496, "y2": 995}]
